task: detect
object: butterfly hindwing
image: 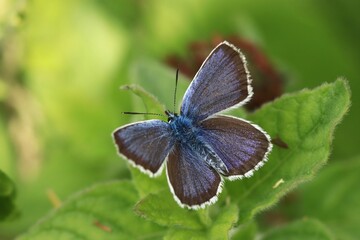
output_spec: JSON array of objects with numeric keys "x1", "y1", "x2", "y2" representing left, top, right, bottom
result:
[
  {"x1": 200, "y1": 115, "x2": 272, "y2": 179},
  {"x1": 113, "y1": 120, "x2": 174, "y2": 177},
  {"x1": 166, "y1": 142, "x2": 223, "y2": 209},
  {"x1": 181, "y1": 41, "x2": 252, "y2": 122}
]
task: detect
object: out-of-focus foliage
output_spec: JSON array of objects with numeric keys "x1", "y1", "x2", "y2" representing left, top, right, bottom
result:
[
  {"x1": 262, "y1": 218, "x2": 335, "y2": 240},
  {"x1": 0, "y1": 170, "x2": 16, "y2": 221},
  {"x1": 0, "y1": 0, "x2": 359, "y2": 239},
  {"x1": 17, "y1": 181, "x2": 165, "y2": 240},
  {"x1": 293, "y1": 156, "x2": 360, "y2": 240}
]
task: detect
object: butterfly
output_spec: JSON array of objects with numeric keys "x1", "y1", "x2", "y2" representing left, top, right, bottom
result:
[{"x1": 113, "y1": 41, "x2": 272, "y2": 209}]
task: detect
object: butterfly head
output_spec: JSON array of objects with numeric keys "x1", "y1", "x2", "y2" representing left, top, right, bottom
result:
[{"x1": 165, "y1": 110, "x2": 178, "y2": 123}]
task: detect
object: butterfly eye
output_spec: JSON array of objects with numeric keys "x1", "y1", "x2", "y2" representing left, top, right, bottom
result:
[
  {"x1": 169, "y1": 115, "x2": 178, "y2": 123},
  {"x1": 165, "y1": 110, "x2": 177, "y2": 123}
]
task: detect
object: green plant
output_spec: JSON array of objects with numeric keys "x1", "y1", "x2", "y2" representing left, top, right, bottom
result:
[{"x1": 16, "y1": 71, "x2": 350, "y2": 239}]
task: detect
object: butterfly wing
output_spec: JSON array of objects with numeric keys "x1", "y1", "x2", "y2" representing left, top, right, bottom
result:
[
  {"x1": 181, "y1": 41, "x2": 252, "y2": 122},
  {"x1": 166, "y1": 142, "x2": 223, "y2": 209},
  {"x1": 200, "y1": 115, "x2": 272, "y2": 179},
  {"x1": 113, "y1": 120, "x2": 174, "y2": 177}
]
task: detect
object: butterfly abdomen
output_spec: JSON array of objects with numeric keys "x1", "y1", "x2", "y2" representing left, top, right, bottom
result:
[{"x1": 169, "y1": 115, "x2": 229, "y2": 175}]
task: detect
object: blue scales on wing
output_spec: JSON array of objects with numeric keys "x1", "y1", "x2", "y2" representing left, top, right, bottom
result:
[
  {"x1": 200, "y1": 115, "x2": 272, "y2": 179},
  {"x1": 113, "y1": 120, "x2": 175, "y2": 176},
  {"x1": 181, "y1": 42, "x2": 252, "y2": 122},
  {"x1": 167, "y1": 142, "x2": 222, "y2": 208}
]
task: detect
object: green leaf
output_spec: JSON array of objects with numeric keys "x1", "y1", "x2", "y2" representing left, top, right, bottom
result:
[
  {"x1": 127, "y1": 68, "x2": 350, "y2": 235},
  {"x1": 0, "y1": 170, "x2": 16, "y2": 221},
  {"x1": 227, "y1": 79, "x2": 350, "y2": 222},
  {"x1": 119, "y1": 62, "x2": 350, "y2": 237},
  {"x1": 131, "y1": 59, "x2": 189, "y2": 112},
  {"x1": 135, "y1": 189, "x2": 205, "y2": 229},
  {"x1": 262, "y1": 218, "x2": 335, "y2": 240},
  {"x1": 120, "y1": 84, "x2": 166, "y2": 120},
  {"x1": 136, "y1": 190, "x2": 238, "y2": 239},
  {"x1": 17, "y1": 181, "x2": 165, "y2": 240},
  {"x1": 297, "y1": 156, "x2": 360, "y2": 240},
  {"x1": 163, "y1": 204, "x2": 238, "y2": 240},
  {"x1": 164, "y1": 229, "x2": 205, "y2": 240},
  {"x1": 129, "y1": 167, "x2": 168, "y2": 198},
  {"x1": 230, "y1": 221, "x2": 257, "y2": 240},
  {"x1": 208, "y1": 204, "x2": 238, "y2": 239}
]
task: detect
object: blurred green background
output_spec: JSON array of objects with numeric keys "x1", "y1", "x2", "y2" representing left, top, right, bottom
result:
[{"x1": 0, "y1": 0, "x2": 359, "y2": 238}]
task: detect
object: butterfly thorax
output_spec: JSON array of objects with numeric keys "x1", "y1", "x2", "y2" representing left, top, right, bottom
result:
[
  {"x1": 168, "y1": 114, "x2": 199, "y2": 143},
  {"x1": 166, "y1": 111, "x2": 229, "y2": 175}
]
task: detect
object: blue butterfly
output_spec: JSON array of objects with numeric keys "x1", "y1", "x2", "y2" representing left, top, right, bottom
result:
[{"x1": 113, "y1": 41, "x2": 272, "y2": 209}]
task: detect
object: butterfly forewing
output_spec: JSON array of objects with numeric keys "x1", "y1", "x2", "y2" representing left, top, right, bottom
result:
[
  {"x1": 113, "y1": 120, "x2": 174, "y2": 176},
  {"x1": 167, "y1": 142, "x2": 222, "y2": 209},
  {"x1": 181, "y1": 42, "x2": 252, "y2": 122},
  {"x1": 200, "y1": 115, "x2": 272, "y2": 179}
]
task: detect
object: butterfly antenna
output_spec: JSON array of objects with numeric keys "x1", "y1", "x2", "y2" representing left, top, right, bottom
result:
[
  {"x1": 122, "y1": 112, "x2": 165, "y2": 117},
  {"x1": 173, "y1": 69, "x2": 179, "y2": 113}
]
